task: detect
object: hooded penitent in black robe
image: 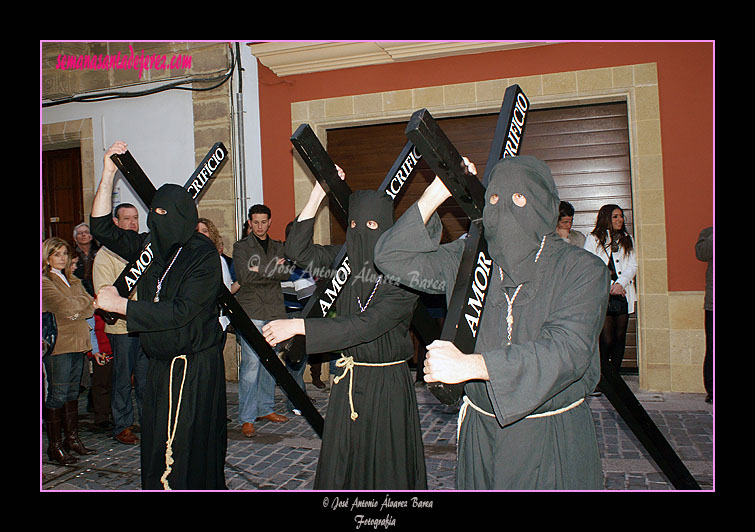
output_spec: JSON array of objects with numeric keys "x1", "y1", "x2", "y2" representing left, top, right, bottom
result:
[
  {"x1": 285, "y1": 190, "x2": 426, "y2": 490},
  {"x1": 375, "y1": 156, "x2": 609, "y2": 490},
  {"x1": 91, "y1": 184, "x2": 226, "y2": 490}
]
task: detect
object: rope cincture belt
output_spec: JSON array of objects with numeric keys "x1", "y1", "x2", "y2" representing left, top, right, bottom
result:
[
  {"x1": 456, "y1": 395, "x2": 585, "y2": 441},
  {"x1": 333, "y1": 354, "x2": 412, "y2": 421},
  {"x1": 161, "y1": 354, "x2": 188, "y2": 490}
]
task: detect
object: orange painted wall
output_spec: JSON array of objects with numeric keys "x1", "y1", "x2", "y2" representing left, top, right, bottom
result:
[{"x1": 257, "y1": 42, "x2": 714, "y2": 292}]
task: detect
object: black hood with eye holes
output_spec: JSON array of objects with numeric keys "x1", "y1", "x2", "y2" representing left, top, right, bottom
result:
[
  {"x1": 147, "y1": 184, "x2": 199, "y2": 262},
  {"x1": 345, "y1": 190, "x2": 394, "y2": 300},
  {"x1": 482, "y1": 155, "x2": 559, "y2": 285}
]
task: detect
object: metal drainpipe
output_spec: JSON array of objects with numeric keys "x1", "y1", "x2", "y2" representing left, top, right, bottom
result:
[{"x1": 235, "y1": 90, "x2": 248, "y2": 240}]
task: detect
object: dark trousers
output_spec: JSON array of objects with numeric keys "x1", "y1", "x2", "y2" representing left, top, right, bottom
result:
[
  {"x1": 703, "y1": 310, "x2": 713, "y2": 396},
  {"x1": 90, "y1": 359, "x2": 113, "y2": 424}
]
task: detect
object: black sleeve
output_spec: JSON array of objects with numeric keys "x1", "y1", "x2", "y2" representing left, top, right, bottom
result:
[
  {"x1": 284, "y1": 217, "x2": 342, "y2": 275},
  {"x1": 89, "y1": 214, "x2": 147, "y2": 263},
  {"x1": 304, "y1": 282, "x2": 417, "y2": 354}
]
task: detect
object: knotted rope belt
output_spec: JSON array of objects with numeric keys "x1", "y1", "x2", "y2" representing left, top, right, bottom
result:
[
  {"x1": 333, "y1": 354, "x2": 412, "y2": 421},
  {"x1": 457, "y1": 394, "x2": 585, "y2": 441},
  {"x1": 161, "y1": 355, "x2": 188, "y2": 490}
]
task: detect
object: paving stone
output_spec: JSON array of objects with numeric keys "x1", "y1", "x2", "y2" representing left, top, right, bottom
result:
[{"x1": 40, "y1": 374, "x2": 713, "y2": 491}]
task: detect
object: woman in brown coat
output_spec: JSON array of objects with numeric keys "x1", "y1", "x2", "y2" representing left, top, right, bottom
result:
[{"x1": 42, "y1": 237, "x2": 97, "y2": 465}]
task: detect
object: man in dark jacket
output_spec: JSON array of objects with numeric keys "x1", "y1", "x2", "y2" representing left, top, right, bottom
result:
[{"x1": 232, "y1": 204, "x2": 291, "y2": 437}]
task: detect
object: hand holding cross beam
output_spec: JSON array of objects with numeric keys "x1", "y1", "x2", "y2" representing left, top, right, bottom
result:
[
  {"x1": 402, "y1": 89, "x2": 525, "y2": 405},
  {"x1": 414, "y1": 158, "x2": 491, "y2": 385}
]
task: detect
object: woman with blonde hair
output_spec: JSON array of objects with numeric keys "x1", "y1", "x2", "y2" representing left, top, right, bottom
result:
[{"x1": 42, "y1": 237, "x2": 97, "y2": 464}]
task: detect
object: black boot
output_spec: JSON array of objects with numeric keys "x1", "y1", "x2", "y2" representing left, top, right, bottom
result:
[
  {"x1": 62, "y1": 400, "x2": 96, "y2": 456},
  {"x1": 45, "y1": 407, "x2": 77, "y2": 465}
]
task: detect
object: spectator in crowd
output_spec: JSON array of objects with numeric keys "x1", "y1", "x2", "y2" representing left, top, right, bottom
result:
[
  {"x1": 42, "y1": 237, "x2": 97, "y2": 465},
  {"x1": 556, "y1": 201, "x2": 586, "y2": 248}
]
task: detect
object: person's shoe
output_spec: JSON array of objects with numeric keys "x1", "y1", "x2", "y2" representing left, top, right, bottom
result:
[
  {"x1": 291, "y1": 409, "x2": 302, "y2": 416},
  {"x1": 311, "y1": 378, "x2": 326, "y2": 390},
  {"x1": 256, "y1": 412, "x2": 288, "y2": 423},
  {"x1": 114, "y1": 427, "x2": 139, "y2": 445},
  {"x1": 241, "y1": 422, "x2": 255, "y2": 437}
]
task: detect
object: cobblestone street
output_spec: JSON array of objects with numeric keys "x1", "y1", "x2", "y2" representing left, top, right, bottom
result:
[{"x1": 41, "y1": 374, "x2": 713, "y2": 492}]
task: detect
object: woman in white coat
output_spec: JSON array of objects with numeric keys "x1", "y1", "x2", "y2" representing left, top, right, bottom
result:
[{"x1": 583, "y1": 204, "x2": 637, "y2": 373}]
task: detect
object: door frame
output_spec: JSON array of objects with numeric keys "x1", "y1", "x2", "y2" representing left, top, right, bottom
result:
[{"x1": 41, "y1": 119, "x2": 96, "y2": 238}]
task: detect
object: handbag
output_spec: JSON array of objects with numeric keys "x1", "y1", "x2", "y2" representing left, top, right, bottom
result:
[
  {"x1": 42, "y1": 312, "x2": 57, "y2": 358},
  {"x1": 605, "y1": 248, "x2": 628, "y2": 316}
]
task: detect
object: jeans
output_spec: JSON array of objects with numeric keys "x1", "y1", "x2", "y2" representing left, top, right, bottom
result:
[
  {"x1": 43, "y1": 352, "x2": 85, "y2": 409},
  {"x1": 238, "y1": 320, "x2": 277, "y2": 424},
  {"x1": 107, "y1": 333, "x2": 148, "y2": 435}
]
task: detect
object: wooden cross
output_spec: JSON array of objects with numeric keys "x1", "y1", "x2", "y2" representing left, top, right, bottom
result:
[
  {"x1": 404, "y1": 88, "x2": 701, "y2": 490},
  {"x1": 104, "y1": 143, "x2": 228, "y2": 312},
  {"x1": 108, "y1": 145, "x2": 324, "y2": 437},
  {"x1": 405, "y1": 84, "x2": 530, "y2": 406},
  {"x1": 284, "y1": 124, "x2": 439, "y2": 362}
]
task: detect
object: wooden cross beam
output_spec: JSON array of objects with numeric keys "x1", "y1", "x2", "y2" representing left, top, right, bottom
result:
[
  {"x1": 105, "y1": 143, "x2": 228, "y2": 314},
  {"x1": 108, "y1": 145, "x2": 324, "y2": 437},
  {"x1": 284, "y1": 124, "x2": 439, "y2": 362},
  {"x1": 405, "y1": 84, "x2": 529, "y2": 406},
  {"x1": 599, "y1": 361, "x2": 701, "y2": 489},
  {"x1": 405, "y1": 96, "x2": 701, "y2": 490}
]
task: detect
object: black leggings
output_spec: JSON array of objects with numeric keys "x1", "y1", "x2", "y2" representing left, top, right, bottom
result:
[{"x1": 599, "y1": 313, "x2": 629, "y2": 372}]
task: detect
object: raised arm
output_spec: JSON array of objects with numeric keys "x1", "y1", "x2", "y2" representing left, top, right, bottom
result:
[
  {"x1": 417, "y1": 176, "x2": 452, "y2": 224},
  {"x1": 297, "y1": 164, "x2": 345, "y2": 221},
  {"x1": 375, "y1": 157, "x2": 474, "y2": 298},
  {"x1": 92, "y1": 141, "x2": 128, "y2": 218},
  {"x1": 284, "y1": 164, "x2": 345, "y2": 272}
]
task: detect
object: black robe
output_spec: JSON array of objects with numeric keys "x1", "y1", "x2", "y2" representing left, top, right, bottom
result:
[
  {"x1": 90, "y1": 213, "x2": 227, "y2": 490},
  {"x1": 375, "y1": 199, "x2": 609, "y2": 489},
  {"x1": 285, "y1": 215, "x2": 426, "y2": 490}
]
